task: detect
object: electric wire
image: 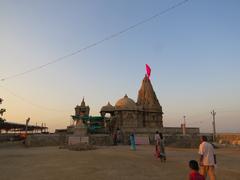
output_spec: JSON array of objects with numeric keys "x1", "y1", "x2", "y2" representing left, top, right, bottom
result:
[
  {"x1": 0, "y1": 0, "x2": 191, "y2": 82},
  {"x1": 0, "y1": 85, "x2": 70, "y2": 113}
]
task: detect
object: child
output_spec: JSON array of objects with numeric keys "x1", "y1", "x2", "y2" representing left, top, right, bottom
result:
[{"x1": 189, "y1": 160, "x2": 205, "y2": 180}]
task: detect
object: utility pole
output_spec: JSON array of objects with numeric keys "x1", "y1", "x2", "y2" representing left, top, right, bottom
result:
[
  {"x1": 41, "y1": 123, "x2": 43, "y2": 133},
  {"x1": 44, "y1": 123, "x2": 46, "y2": 133},
  {"x1": 211, "y1": 110, "x2": 216, "y2": 142},
  {"x1": 35, "y1": 122, "x2": 37, "y2": 133},
  {"x1": 25, "y1": 117, "x2": 30, "y2": 135},
  {"x1": 0, "y1": 98, "x2": 4, "y2": 134},
  {"x1": 182, "y1": 115, "x2": 186, "y2": 136}
]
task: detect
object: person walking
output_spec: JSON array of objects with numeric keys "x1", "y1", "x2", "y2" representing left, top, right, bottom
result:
[
  {"x1": 199, "y1": 136, "x2": 216, "y2": 180},
  {"x1": 154, "y1": 131, "x2": 166, "y2": 162}
]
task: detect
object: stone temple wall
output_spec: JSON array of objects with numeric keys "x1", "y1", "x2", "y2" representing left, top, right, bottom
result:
[
  {"x1": 143, "y1": 112, "x2": 162, "y2": 128},
  {"x1": 121, "y1": 111, "x2": 138, "y2": 128}
]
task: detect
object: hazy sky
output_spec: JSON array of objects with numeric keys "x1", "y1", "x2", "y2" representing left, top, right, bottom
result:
[{"x1": 0, "y1": 0, "x2": 240, "y2": 133}]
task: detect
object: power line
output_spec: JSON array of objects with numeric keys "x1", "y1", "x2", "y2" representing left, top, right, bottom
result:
[
  {"x1": 0, "y1": 0, "x2": 191, "y2": 82},
  {"x1": 0, "y1": 85, "x2": 70, "y2": 113}
]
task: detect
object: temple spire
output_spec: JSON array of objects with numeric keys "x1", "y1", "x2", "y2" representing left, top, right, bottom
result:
[
  {"x1": 81, "y1": 97, "x2": 85, "y2": 106},
  {"x1": 137, "y1": 75, "x2": 162, "y2": 112}
]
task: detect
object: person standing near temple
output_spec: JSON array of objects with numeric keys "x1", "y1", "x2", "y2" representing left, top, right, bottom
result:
[
  {"x1": 199, "y1": 136, "x2": 216, "y2": 180},
  {"x1": 116, "y1": 128, "x2": 121, "y2": 144},
  {"x1": 130, "y1": 132, "x2": 136, "y2": 150},
  {"x1": 154, "y1": 131, "x2": 166, "y2": 162},
  {"x1": 154, "y1": 131, "x2": 161, "y2": 159},
  {"x1": 159, "y1": 133, "x2": 166, "y2": 162}
]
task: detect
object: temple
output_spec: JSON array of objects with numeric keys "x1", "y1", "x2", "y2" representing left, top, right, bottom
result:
[
  {"x1": 101, "y1": 75, "x2": 163, "y2": 132},
  {"x1": 66, "y1": 74, "x2": 199, "y2": 145}
]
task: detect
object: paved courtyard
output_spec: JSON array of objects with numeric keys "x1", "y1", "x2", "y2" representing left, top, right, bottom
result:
[{"x1": 0, "y1": 144, "x2": 239, "y2": 180}]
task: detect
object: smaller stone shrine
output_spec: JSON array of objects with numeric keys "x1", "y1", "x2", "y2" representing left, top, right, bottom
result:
[
  {"x1": 72, "y1": 98, "x2": 88, "y2": 136},
  {"x1": 70, "y1": 98, "x2": 105, "y2": 134}
]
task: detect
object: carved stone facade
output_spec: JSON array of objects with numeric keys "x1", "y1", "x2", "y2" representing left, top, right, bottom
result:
[
  {"x1": 75, "y1": 98, "x2": 90, "y2": 117},
  {"x1": 101, "y1": 75, "x2": 163, "y2": 132},
  {"x1": 66, "y1": 75, "x2": 200, "y2": 145},
  {"x1": 73, "y1": 98, "x2": 90, "y2": 127}
]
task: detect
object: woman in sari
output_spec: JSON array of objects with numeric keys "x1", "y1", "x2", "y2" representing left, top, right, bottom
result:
[
  {"x1": 159, "y1": 133, "x2": 166, "y2": 162},
  {"x1": 155, "y1": 131, "x2": 161, "y2": 158},
  {"x1": 154, "y1": 131, "x2": 166, "y2": 162},
  {"x1": 130, "y1": 133, "x2": 136, "y2": 150}
]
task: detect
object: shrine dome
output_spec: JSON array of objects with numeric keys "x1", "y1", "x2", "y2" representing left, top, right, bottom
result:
[
  {"x1": 115, "y1": 94, "x2": 137, "y2": 110},
  {"x1": 100, "y1": 102, "x2": 115, "y2": 112}
]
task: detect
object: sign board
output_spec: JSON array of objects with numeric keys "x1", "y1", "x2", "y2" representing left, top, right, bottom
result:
[
  {"x1": 68, "y1": 136, "x2": 89, "y2": 145},
  {"x1": 68, "y1": 136, "x2": 81, "y2": 145},
  {"x1": 80, "y1": 136, "x2": 89, "y2": 144},
  {"x1": 135, "y1": 135, "x2": 150, "y2": 145}
]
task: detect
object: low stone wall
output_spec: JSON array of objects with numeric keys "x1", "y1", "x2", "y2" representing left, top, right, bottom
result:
[
  {"x1": 120, "y1": 132, "x2": 200, "y2": 148},
  {"x1": 122, "y1": 127, "x2": 199, "y2": 135},
  {"x1": 25, "y1": 131, "x2": 203, "y2": 148},
  {"x1": 25, "y1": 134, "x2": 114, "y2": 147},
  {"x1": 25, "y1": 134, "x2": 66, "y2": 147},
  {"x1": 216, "y1": 133, "x2": 240, "y2": 145},
  {"x1": 89, "y1": 134, "x2": 113, "y2": 146},
  {"x1": 120, "y1": 127, "x2": 200, "y2": 147},
  {"x1": 0, "y1": 134, "x2": 14, "y2": 142},
  {"x1": 164, "y1": 135, "x2": 200, "y2": 148},
  {"x1": 149, "y1": 134, "x2": 200, "y2": 148},
  {"x1": 163, "y1": 127, "x2": 199, "y2": 135}
]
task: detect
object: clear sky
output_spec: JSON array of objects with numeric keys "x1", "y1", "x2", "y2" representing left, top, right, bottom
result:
[{"x1": 0, "y1": 0, "x2": 240, "y2": 133}]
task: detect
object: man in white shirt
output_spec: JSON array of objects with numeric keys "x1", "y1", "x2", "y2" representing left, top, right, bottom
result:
[{"x1": 198, "y1": 136, "x2": 216, "y2": 180}]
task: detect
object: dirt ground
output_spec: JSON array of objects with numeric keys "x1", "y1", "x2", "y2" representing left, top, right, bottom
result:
[{"x1": 0, "y1": 144, "x2": 239, "y2": 180}]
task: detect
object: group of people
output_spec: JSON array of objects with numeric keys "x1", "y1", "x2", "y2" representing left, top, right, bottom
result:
[
  {"x1": 155, "y1": 133, "x2": 216, "y2": 180},
  {"x1": 128, "y1": 130, "x2": 167, "y2": 162},
  {"x1": 154, "y1": 133, "x2": 216, "y2": 180},
  {"x1": 189, "y1": 135, "x2": 217, "y2": 180},
  {"x1": 124, "y1": 130, "x2": 216, "y2": 180}
]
